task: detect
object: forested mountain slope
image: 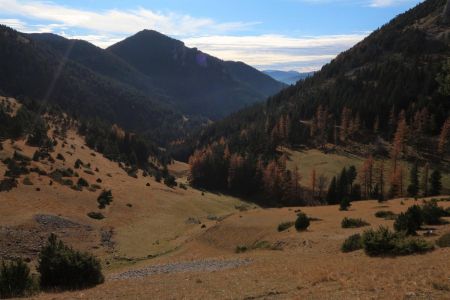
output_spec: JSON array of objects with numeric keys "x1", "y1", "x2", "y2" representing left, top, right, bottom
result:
[
  {"x1": 108, "y1": 30, "x2": 285, "y2": 119},
  {"x1": 195, "y1": 0, "x2": 450, "y2": 151},
  {"x1": 28, "y1": 33, "x2": 164, "y2": 98},
  {"x1": 0, "y1": 26, "x2": 187, "y2": 143},
  {"x1": 186, "y1": 0, "x2": 450, "y2": 205}
]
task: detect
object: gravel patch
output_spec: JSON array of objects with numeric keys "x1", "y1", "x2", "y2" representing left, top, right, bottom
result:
[
  {"x1": 110, "y1": 258, "x2": 251, "y2": 280},
  {"x1": 34, "y1": 214, "x2": 91, "y2": 230}
]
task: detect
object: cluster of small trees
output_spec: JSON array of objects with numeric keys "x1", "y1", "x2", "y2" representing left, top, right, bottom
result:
[
  {"x1": 0, "y1": 102, "x2": 51, "y2": 148},
  {"x1": 189, "y1": 140, "x2": 305, "y2": 206},
  {"x1": 0, "y1": 234, "x2": 103, "y2": 298},
  {"x1": 406, "y1": 163, "x2": 442, "y2": 198},
  {"x1": 79, "y1": 121, "x2": 168, "y2": 168},
  {"x1": 190, "y1": 137, "x2": 445, "y2": 207},
  {"x1": 326, "y1": 166, "x2": 359, "y2": 204}
]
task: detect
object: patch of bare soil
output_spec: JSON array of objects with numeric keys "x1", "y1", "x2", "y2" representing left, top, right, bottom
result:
[
  {"x1": 0, "y1": 214, "x2": 96, "y2": 261},
  {"x1": 110, "y1": 258, "x2": 251, "y2": 280}
]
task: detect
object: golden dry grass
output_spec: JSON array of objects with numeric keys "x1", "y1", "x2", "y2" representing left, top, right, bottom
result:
[
  {"x1": 1, "y1": 131, "x2": 450, "y2": 299},
  {"x1": 29, "y1": 198, "x2": 450, "y2": 300},
  {"x1": 284, "y1": 148, "x2": 450, "y2": 194}
]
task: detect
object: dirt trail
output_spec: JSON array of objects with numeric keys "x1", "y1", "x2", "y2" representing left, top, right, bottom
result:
[{"x1": 110, "y1": 258, "x2": 251, "y2": 280}]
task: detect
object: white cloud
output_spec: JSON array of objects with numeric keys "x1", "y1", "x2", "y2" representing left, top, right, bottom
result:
[
  {"x1": 0, "y1": 0, "x2": 256, "y2": 36},
  {"x1": 184, "y1": 34, "x2": 367, "y2": 72},
  {"x1": 368, "y1": 0, "x2": 411, "y2": 7},
  {"x1": 296, "y1": 0, "x2": 419, "y2": 7},
  {"x1": 0, "y1": 0, "x2": 368, "y2": 71}
]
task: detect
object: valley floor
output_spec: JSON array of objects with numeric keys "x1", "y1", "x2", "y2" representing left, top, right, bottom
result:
[
  {"x1": 1, "y1": 131, "x2": 450, "y2": 299},
  {"x1": 31, "y1": 198, "x2": 450, "y2": 300}
]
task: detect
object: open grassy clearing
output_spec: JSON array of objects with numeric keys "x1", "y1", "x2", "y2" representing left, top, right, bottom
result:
[{"x1": 284, "y1": 148, "x2": 450, "y2": 194}]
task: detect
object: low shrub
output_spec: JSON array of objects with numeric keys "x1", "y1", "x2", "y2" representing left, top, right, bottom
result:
[
  {"x1": 155, "y1": 173, "x2": 162, "y2": 182},
  {"x1": 0, "y1": 178, "x2": 18, "y2": 192},
  {"x1": 87, "y1": 212, "x2": 105, "y2": 220},
  {"x1": 341, "y1": 217, "x2": 369, "y2": 228},
  {"x1": 38, "y1": 234, "x2": 104, "y2": 290},
  {"x1": 97, "y1": 190, "x2": 113, "y2": 209},
  {"x1": 394, "y1": 212, "x2": 420, "y2": 235},
  {"x1": 362, "y1": 226, "x2": 396, "y2": 256},
  {"x1": 295, "y1": 213, "x2": 310, "y2": 231},
  {"x1": 361, "y1": 226, "x2": 433, "y2": 256},
  {"x1": 436, "y1": 232, "x2": 450, "y2": 248},
  {"x1": 13, "y1": 151, "x2": 31, "y2": 162},
  {"x1": 90, "y1": 184, "x2": 101, "y2": 190},
  {"x1": 61, "y1": 179, "x2": 73, "y2": 186},
  {"x1": 74, "y1": 159, "x2": 83, "y2": 169},
  {"x1": 278, "y1": 221, "x2": 294, "y2": 232},
  {"x1": 77, "y1": 178, "x2": 89, "y2": 187},
  {"x1": 22, "y1": 177, "x2": 33, "y2": 186},
  {"x1": 341, "y1": 234, "x2": 363, "y2": 252},
  {"x1": 235, "y1": 245, "x2": 248, "y2": 253},
  {"x1": 56, "y1": 153, "x2": 65, "y2": 161},
  {"x1": 164, "y1": 175, "x2": 177, "y2": 188},
  {"x1": 0, "y1": 259, "x2": 35, "y2": 298},
  {"x1": 4, "y1": 159, "x2": 29, "y2": 178},
  {"x1": 374, "y1": 210, "x2": 397, "y2": 220},
  {"x1": 393, "y1": 236, "x2": 434, "y2": 255},
  {"x1": 421, "y1": 200, "x2": 446, "y2": 225}
]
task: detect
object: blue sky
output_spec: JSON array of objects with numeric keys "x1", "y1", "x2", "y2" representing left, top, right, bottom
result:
[{"x1": 0, "y1": 0, "x2": 422, "y2": 71}]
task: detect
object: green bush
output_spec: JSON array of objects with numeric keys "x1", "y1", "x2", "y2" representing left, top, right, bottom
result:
[
  {"x1": 84, "y1": 170, "x2": 95, "y2": 175},
  {"x1": 38, "y1": 234, "x2": 104, "y2": 290},
  {"x1": 22, "y1": 177, "x2": 33, "y2": 185},
  {"x1": 436, "y1": 232, "x2": 450, "y2": 248},
  {"x1": 341, "y1": 234, "x2": 363, "y2": 252},
  {"x1": 87, "y1": 212, "x2": 105, "y2": 220},
  {"x1": 235, "y1": 245, "x2": 248, "y2": 253},
  {"x1": 341, "y1": 217, "x2": 369, "y2": 228},
  {"x1": 277, "y1": 221, "x2": 294, "y2": 232},
  {"x1": 339, "y1": 197, "x2": 351, "y2": 211},
  {"x1": 74, "y1": 159, "x2": 83, "y2": 169},
  {"x1": 393, "y1": 205, "x2": 422, "y2": 235},
  {"x1": 77, "y1": 177, "x2": 89, "y2": 187},
  {"x1": 362, "y1": 226, "x2": 396, "y2": 256},
  {"x1": 295, "y1": 213, "x2": 310, "y2": 231},
  {"x1": 421, "y1": 200, "x2": 446, "y2": 225},
  {"x1": 394, "y1": 212, "x2": 419, "y2": 235},
  {"x1": 374, "y1": 210, "x2": 397, "y2": 220},
  {"x1": 164, "y1": 175, "x2": 177, "y2": 188},
  {"x1": 361, "y1": 226, "x2": 433, "y2": 256},
  {"x1": 0, "y1": 259, "x2": 35, "y2": 298},
  {"x1": 0, "y1": 178, "x2": 18, "y2": 192},
  {"x1": 392, "y1": 236, "x2": 434, "y2": 255},
  {"x1": 97, "y1": 190, "x2": 113, "y2": 209}
]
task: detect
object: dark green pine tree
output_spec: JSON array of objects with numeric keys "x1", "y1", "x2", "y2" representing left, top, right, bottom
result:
[
  {"x1": 429, "y1": 170, "x2": 442, "y2": 196},
  {"x1": 347, "y1": 165, "x2": 357, "y2": 193},
  {"x1": 407, "y1": 163, "x2": 419, "y2": 197},
  {"x1": 326, "y1": 176, "x2": 337, "y2": 204},
  {"x1": 336, "y1": 167, "x2": 348, "y2": 201}
]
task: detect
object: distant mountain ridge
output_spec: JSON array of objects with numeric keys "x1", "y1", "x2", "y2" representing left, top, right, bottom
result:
[
  {"x1": 107, "y1": 30, "x2": 285, "y2": 119},
  {"x1": 263, "y1": 70, "x2": 314, "y2": 85},
  {"x1": 0, "y1": 26, "x2": 285, "y2": 144}
]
